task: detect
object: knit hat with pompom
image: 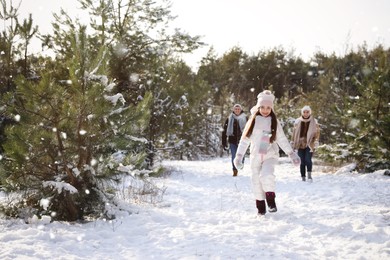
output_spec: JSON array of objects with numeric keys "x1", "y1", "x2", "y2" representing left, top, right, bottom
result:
[
  {"x1": 301, "y1": 105, "x2": 312, "y2": 115},
  {"x1": 256, "y1": 90, "x2": 275, "y2": 109}
]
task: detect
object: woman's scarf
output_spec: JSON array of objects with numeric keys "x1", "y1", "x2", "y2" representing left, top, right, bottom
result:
[
  {"x1": 293, "y1": 116, "x2": 317, "y2": 149},
  {"x1": 227, "y1": 112, "x2": 247, "y2": 136}
]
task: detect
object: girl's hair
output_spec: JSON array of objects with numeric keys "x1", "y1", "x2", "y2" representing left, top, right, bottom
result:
[{"x1": 242, "y1": 109, "x2": 277, "y2": 143}]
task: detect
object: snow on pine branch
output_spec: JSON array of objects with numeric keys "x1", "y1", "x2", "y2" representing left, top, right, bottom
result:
[
  {"x1": 84, "y1": 71, "x2": 126, "y2": 106},
  {"x1": 117, "y1": 164, "x2": 153, "y2": 177},
  {"x1": 127, "y1": 135, "x2": 148, "y2": 143},
  {"x1": 85, "y1": 73, "x2": 109, "y2": 87},
  {"x1": 105, "y1": 93, "x2": 126, "y2": 106},
  {"x1": 43, "y1": 181, "x2": 78, "y2": 194}
]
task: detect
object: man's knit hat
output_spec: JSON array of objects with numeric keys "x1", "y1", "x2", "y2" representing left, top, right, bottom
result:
[
  {"x1": 233, "y1": 104, "x2": 242, "y2": 110},
  {"x1": 256, "y1": 90, "x2": 275, "y2": 109},
  {"x1": 301, "y1": 105, "x2": 312, "y2": 115}
]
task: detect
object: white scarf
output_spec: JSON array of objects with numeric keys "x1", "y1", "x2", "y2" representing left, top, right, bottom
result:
[{"x1": 227, "y1": 112, "x2": 246, "y2": 136}]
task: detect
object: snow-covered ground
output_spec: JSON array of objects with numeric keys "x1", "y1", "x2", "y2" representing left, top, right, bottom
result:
[{"x1": 0, "y1": 157, "x2": 389, "y2": 259}]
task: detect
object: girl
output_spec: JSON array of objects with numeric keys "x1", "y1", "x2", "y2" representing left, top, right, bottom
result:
[
  {"x1": 292, "y1": 105, "x2": 320, "y2": 182},
  {"x1": 234, "y1": 90, "x2": 300, "y2": 216}
]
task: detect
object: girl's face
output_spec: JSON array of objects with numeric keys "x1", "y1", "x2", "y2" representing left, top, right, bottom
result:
[{"x1": 259, "y1": 105, "x2": 272, "y2": 117}]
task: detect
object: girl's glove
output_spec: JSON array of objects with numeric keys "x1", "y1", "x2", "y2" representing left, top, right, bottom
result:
[
  {"x1": 234, "y1": 154, "x2": 244, "y2": 170},
  {"x1": 289, "y1": 152, "x2": 301, "y2": 166}
]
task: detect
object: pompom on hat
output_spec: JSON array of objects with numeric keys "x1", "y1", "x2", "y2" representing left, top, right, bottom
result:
[
  {"x1": 250, "y1": 90, "x2": 275, "y2": 114},
  {"x1": 301, "y1": 105, "x2": 312, "y2": 115},
  {"x1": 256, "y1": 90, "x2": 275, "y2": 109}
]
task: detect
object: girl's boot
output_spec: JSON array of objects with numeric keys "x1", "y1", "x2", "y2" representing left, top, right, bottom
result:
[
  {"x1": 265, "y1": 192, "x2": 277, "y2": 212},
  {"x1": 256, "y1": 200, "x2": 266, "y2": 215}
]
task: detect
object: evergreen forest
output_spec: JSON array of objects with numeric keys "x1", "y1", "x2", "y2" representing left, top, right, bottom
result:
[{"x1": 0, "y1": 0, "x2": 389, "y2": 221}]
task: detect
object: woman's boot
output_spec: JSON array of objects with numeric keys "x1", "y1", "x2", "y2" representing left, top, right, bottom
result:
[
  {"x1": 307, "y1": 172, "x2": 312, "y2": 182},
  {"x1": 265, "y1": 192, "x2": 277, "y2": 212},
  {"x1": 233, "y1": 169, "x2": 238, "y2": 177}
]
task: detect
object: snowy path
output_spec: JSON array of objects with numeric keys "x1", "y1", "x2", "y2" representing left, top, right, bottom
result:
[{"x1": 0, "y1": 157, "x2": 389, "y2": 259}]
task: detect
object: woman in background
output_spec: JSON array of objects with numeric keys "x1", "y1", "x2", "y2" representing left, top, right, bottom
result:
[{"x1": 292, "y1": 105, "x2": 320, "y2": 182}]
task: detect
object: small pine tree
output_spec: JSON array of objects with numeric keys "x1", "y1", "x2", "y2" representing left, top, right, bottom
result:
[
  {"x1": 319, "y1": 47, "x2": 390, "y2": 171},
  {"x1": 1, "y1": 27, "x2": 151, "y2": 221},
  {"x1": 346, "y1": 48, "x2": 390, "y2": 171}
]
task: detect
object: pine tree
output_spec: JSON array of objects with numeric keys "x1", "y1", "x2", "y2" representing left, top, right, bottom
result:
[
  {"x1": 75, "y1": 0, "x2": 202, "y2": 167},
  {"x1": 346, "y1": 47, "x2": 390, "y2": 171},
  {"x1": 1, "y1": 26, "x2": 151, "y2": 221},
  {"x1": 17, "y1": 13, "x2": 38, "y2": 77},
  {"x1": 0, "y1": 0, "x2": 20, "y2": 94}
]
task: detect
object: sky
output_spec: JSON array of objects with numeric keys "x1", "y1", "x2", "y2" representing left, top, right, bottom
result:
[
  {"x1": 1, "y1": 157, "x2": 389, "y2": 259},
  {"x1": 14, "y1": 0, "x2": 390, "y2": 70}
]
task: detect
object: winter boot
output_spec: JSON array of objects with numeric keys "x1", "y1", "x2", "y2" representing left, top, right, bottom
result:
[
  {"x1": 301, "y1": 176, "x2": 306, "y2": 182},
  {"x1": 265, "y1": 192, "x2": 277, "y2": 213},
  {"x1": 233, "y1": 169, "x2": 238, "y2": 177},
  {"x1": 307, "y1": 172, "x2": 313, "y2": 182},
  {"x1": 256, "y1": 200, "x2": 266, "y2": 216}
]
